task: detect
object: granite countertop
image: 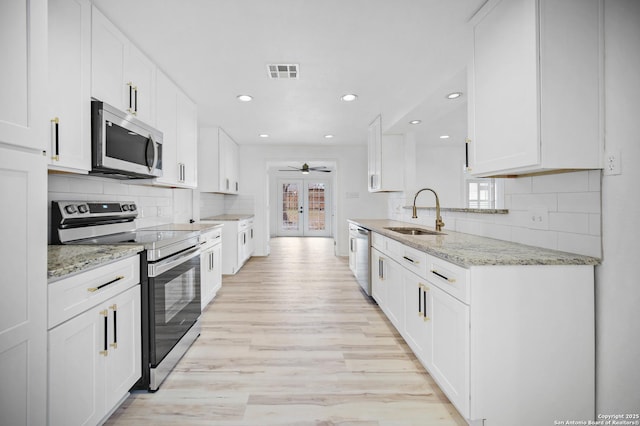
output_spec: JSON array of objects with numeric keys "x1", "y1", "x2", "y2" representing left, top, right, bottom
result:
[
  {"x1": 349, "y1": 219, "x2": 600, "y2": 268},
  {"x1": 142, "y1": 223, "x2": 224, "y2": 232},
  {"x1": 201, "y1": 214, "x2": 254, "y2": 221},
  {"x1": 48, "y1": 245, "x2": 144, "y2": 281}
]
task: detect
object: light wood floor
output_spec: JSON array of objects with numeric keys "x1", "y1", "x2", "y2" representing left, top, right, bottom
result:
[{"x1": 106, "y1": 237, "x2": 466, "y2": 426}]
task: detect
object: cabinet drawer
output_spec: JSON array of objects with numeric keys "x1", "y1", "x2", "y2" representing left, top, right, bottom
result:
[
  {"x1": 48, "y1": 255, "x2": 140, "y2": 329},
  {"x1": 397, "y1": 244, "x2": 428, "y2": 277},
  {"x1": 238, "y1": 218, "x2": 253, "y2": 231},
  {"x1": 371, "y1": 232, "x2": 387, "y2": 251},
  {"x1": 425, "y1": 255, "x2": 470, "y2": 304}
]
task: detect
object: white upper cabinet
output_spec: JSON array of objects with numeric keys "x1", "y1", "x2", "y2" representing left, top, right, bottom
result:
[
  {"x1": 199, "y1": 127, "x2": 240, "y2": 194},
  {"x1": 154, "y1": 70, "x2": 198, "y2": 188},
  {"x1": 48, "y1": 0, "x2": 92, "y2": 173},
  {"x1": 0, "y1": 0, "x2": 47, "y2": 150},
  {"x1": 468, "y1": 0, "x2": 603, "y2": 177},
  {"x1": 176, "y1": 91, "x2": 198, "y2": 187},
  {"x1": 154, "y1": 71, "x2": 178, "y2": 185},
  {"x1": 91, "y1": 6, "x2": 156, "y2": 125},
  {"x1": 367, "y1": 115, "x2": 404, "y2": 192}
]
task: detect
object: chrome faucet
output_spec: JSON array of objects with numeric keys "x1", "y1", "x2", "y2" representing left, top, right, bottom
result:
[{"x1": 412, "y1": 188, "x2": 445, "y2": 232}]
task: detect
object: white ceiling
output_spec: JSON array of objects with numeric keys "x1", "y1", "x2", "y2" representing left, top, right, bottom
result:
[{"x1": 92, "y1": 0, "x2": 486, "y2": 145}]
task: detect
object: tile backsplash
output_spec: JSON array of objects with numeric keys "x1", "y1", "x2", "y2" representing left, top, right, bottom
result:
[
  {"x1": 48, "y1": 174, "x2": 179, "y2": 241},
  {"x1": 389, "y1": 170, "x2": 602, "y2": 258}
]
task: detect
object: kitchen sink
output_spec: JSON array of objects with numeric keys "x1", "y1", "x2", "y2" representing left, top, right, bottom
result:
[{"x1": 384, "y1": 227, "x2": 445, "y2": 236}]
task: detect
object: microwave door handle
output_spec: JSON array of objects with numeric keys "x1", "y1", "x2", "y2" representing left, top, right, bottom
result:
[{"x1": 146, "y1": 134, "x2": 158, "y2": 172}]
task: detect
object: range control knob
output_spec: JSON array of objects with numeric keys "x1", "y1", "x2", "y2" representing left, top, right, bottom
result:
[
  {"x1": 122, "y1": 204, "x2": 130, "y2": 211},
  {"x1": 64, "y1": 205, "x2": 77, "y2": 214},
  {"x1": 77, "y1": 204, "x2": 89, "y2": 214},
  {"x1": 129, "y1": 204, "x2": 137, "y2": 211}
]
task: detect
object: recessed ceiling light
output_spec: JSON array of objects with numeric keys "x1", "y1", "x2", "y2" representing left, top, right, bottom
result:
[
  {"x1": 259, "y1": 134, "x2": 269, "y2": 138},
  {"x1": 237, "y1": 94, "x2": 253, "y2": 102},
  {"x1": 440, "y1": 135, "x2": 450, "y2": 139},
  {"x1": 409, "y1": 120, "x2": 422, "y2": 125},
  {"x1": 324, "y1": 134, "x2": 334, "y2": 139},
  {"x1": 340, "y1": 94, "x2": 358, "y2": 102},
  {"x1": 446, "y1": 92, "x2": 462, "y2": 99}
]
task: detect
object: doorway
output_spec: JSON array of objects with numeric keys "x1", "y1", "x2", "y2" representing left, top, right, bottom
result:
[{"x1": 277, "y1": 178, "x2": 331, "y2": 237}]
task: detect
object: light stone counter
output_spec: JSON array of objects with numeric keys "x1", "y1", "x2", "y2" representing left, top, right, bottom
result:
[
  {"x1": 141, "y1": 223, "x2": 224, "y2": 232},
  {"x1": 48, "y1": 245, "x2": 144, "y2": 281},
  {"x1": 349, "y1": 219, "x2": 600, "y2": 267},
  {"x1": 201, "y1": 214, "x2": 253, "y2": 221}
]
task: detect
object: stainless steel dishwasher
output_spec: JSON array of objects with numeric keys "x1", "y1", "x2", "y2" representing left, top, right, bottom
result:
[{"x1": 348, "y1": 223, "x2": 371, "y2": 296}]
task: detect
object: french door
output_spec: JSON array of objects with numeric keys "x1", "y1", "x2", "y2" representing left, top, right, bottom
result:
[{"x1": 277, "y1": 179, "x2": 331, "y2": 237}]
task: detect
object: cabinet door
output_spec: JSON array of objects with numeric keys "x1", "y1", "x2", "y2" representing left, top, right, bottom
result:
[
  {"x1": 176, "y1": 91, "x2": 198, "y2": 187},
  {"x1": 367, "y1": 116, "x2": 381, "y2": 191},
  {"x1": 48, "y1": 0, "x2": 92, "y2": 172},
  {"x1": 48, "y1": 305, "x2": 105, "y2": 426},
  {"x1": 403, "y1": 271, "x2": 432, "y2": 368},
  {"x1": 226, "y1": 135, "x2": 239, "y2": 193},
  {"x1": 91, "y1": 6, "x2": 127, "y2": 110},
  {"x1": 0, "y1": 0, "x2": 47, "y2": 150},
  {"x1": 430, "y1": 284, "x2": 470, "y2": 418},
  {"x1": 155, "y1": 70, "x2": 179, "y2": 185},
  {"x1": 0, "y1": 146, "x2": 47, "y2": 425},
  {"x1": 200, "y1": 247, "x2": 215, "y2": 310},
  {"x1": 384, "y1": 257, "x2": 404, "y2": 333},
  {"x1": 371, "y1": 248, "x2": 386, "y2": 307},
  {"x1": 105, "y1": 285, "x2": 141, "y2": 411},
  {"x1": 212, "y1": 243, "x2": 222, "y2": 295},
  {"x1": 471, "y1": 0, "x2": 539, "y2": 175},
  {"x1": 125, "y1": 44, "x2": 156, "y2": 124}
]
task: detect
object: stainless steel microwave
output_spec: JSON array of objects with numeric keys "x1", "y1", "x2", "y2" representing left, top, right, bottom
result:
[{"x1": 91, "y1": 100, "x2": 163, "y2": 179}]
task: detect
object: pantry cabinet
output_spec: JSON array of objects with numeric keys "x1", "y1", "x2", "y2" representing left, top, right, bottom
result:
[
  {"x1": 48, "y1": 255, "x2": 141, "y2": 426},
  {"x1": 0, "y1": 144, "x2": 48, "y2": 426},
  {"x1": 0, "y1": 0, "x2": 47, "y2": 150},
  {"x1": 47, "y1": 0, "x2": 92, "y2": 173},
  {"x1": 367, "y1": 115, "x2": 403, "y2": 192},
  {"x1": 198, "y1": 127, "x2": 240, "y2": 194},
  {"x1": 468, "y1": 0, "x2": 602, "y2": 177},
  {"x1": 91, "y1": 6, "x2": 156, "y2": 125},
  {"x1": 154, "y1": 71, "x2": 198, "y2": 188}
]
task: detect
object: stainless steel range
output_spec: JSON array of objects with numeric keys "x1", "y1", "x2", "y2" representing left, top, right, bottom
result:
[{"x1": 51, "y1": 201, "x2": 202, "y2": 391}]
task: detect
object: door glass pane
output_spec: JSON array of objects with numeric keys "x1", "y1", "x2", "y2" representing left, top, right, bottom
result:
[
  {"x1": 307, "y1": 183, "x2": 325, "y2": 231},
  {"x1": 281, "y1": 183, "x2": 299, "y2": 230}
]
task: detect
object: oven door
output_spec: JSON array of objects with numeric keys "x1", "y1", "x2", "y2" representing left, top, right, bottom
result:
[{"x1": 148, "y1": 246, "x2": 201, "y2": 366}]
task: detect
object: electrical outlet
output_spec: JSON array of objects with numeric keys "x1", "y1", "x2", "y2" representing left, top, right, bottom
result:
[
  {"x1": 527, "y1": 207, "x2": 549, "y2": 230},
  {"x1": 604, "y1": 150, "x2": 622, "y2": 176}
]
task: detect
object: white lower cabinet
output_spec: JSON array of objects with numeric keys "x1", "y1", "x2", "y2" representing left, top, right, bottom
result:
[
  {"x1": 200, "y1": 228, "x2": 223, "y2": 310},
  {"x1": 48, "y1": 256, "x2": 141, "y2": 426},
  {"x1": 200, "y1": 217, "x2": 253, "y2": 275},
  {"x1": 371, "y1": 231, "x2": 594, "y2": 425}
]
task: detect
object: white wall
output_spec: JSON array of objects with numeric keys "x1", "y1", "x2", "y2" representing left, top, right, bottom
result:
[
  {"x1": 596, "y1": 0, "x2": 640, "y2": 413},
  {"x1": 236, "y1": 143, "x2": 388, "y2": 257}
]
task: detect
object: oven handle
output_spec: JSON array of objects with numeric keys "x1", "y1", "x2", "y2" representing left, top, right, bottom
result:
[{"x1": 148, "y1": 246, "x2": 201, "y2": 277}]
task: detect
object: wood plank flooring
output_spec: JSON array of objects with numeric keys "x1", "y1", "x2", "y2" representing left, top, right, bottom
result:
[{"x1": 105, "y1": 237, "x2": 466, "y2": 426}]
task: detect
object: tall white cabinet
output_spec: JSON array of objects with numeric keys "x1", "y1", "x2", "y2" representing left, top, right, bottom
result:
[
  {"x1": 0, "y1": 1, "x2": 48, "y2": 424},
  {"x1": 468, "y1": 0, "x2": 603, "y2": 177}
]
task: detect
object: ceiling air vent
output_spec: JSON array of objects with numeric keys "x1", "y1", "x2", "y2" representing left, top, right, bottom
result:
[{"x1": 267, "y1": 64, "x2": 299, "y2": 79}]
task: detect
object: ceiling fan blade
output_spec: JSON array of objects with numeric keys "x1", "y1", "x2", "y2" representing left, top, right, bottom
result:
[
  {"x1": 278, "y1": 169, "x2": 301, "y2": 171},
  {"x1": 308, "y1": 166, "x2": 328, "y2": 170}
]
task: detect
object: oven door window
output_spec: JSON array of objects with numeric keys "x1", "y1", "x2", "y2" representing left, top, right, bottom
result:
[{"x1": 151, "y1": 253, "x2": 200, "y2": 365}]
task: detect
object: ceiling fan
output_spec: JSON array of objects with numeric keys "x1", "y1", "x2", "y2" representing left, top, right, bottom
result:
[{"x1": 279, "y1": 163, "x2": 331, "y2": 174}]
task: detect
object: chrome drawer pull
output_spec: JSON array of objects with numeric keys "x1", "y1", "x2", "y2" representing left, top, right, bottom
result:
[{"x1": 430, "y1": 269, "x2": 456, "y2": 283}]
